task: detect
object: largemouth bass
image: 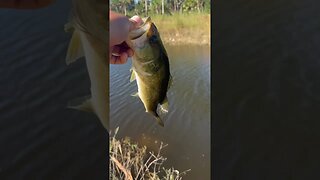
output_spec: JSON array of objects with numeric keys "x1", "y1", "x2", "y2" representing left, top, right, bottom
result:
[
  {"x1": 126, "y1": 17, "x2": 172, "y2": 127},
  {"x1": 65, "y1": 0, "x2": 109, "y2": 130}
]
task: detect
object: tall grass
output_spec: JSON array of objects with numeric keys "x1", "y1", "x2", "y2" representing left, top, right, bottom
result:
[
  {"x1": 126, "y1": 12, "x2": 210, "y2": 44},
  {"x1": 150, "y1": 13, "x2": 211, "y2": 45},
  {"x1": 151, "y1": 13, "x2": 210, "y2": 31}
]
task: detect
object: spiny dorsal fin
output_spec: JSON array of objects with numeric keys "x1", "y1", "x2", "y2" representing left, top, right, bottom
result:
[
  {"x1": 66, "y1": 31, "x2": 84, "y2": 65},
  {"x1": 67, "y1": 95, "x2": 93, "y2": 112},
  {"x1": 159, "y1": 97, "x2": 169, "y2": 113}
]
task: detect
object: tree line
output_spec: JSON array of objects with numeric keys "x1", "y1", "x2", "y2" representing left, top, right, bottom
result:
[{"x1": 110, "y1": 0, "x2": 210, "y2": 16}]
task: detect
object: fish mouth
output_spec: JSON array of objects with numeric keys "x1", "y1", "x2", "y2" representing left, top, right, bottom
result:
[{"x1": 129, "y1": 17, "x2": 152, "y2": 40}]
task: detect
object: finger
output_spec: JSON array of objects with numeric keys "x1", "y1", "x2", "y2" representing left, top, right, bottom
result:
[
  {"x1": 110, "y1": 12, "x2": 133, "y2": 46},
  {"x1": 129, "y1": 15, "x2": 143, "y2": 30},
  {"x1": 130, "y1": 16, "x2": 143, "y2": 26},
  {"x1": 112, "y1": 56, "x2": 123, "y2": 64},
  {"x1": 127, "y1": 48, "x2": 134, "y2": 57},
  {"x1": 110, "y1": 55, "x2": 118, "y2": 64},
  {"x1": 119, "y1": 53, "x2": 128, "y2": 64},
  {"x1": 111, "y1": 46, "x2": 121, "y2": 55},
  {"x1": 110, "y1": 53, "x2": 128, "y2": 64},
  {"x1": 112, "y1": 42, "x2": 129, "y2": 52}
]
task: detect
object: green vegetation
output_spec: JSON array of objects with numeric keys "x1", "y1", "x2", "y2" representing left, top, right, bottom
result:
[
  {"x1": 111, "y1": 0, "x2": 211, "y2": 45},
  {"x1": 109, "y1": 127, "x2": 190, "y2": 179},
  {"x1": 110, "y1": 0, "x2": 210, "y2": 16},
  {"x1": 151, "y1": 13, "x2": 210, "y2": 45}
]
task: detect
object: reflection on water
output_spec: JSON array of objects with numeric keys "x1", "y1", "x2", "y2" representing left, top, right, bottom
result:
[{"x1": 110, "y1": 45, "x2": 211, "y2": 179}]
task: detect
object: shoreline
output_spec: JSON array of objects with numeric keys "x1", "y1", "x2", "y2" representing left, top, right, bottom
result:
[
  {"x1": 152, "y1": 14, "x2": 210, "y2": 46},
  {"x1": 161, "y1": 34, "x2": 210, "y2": 45}
]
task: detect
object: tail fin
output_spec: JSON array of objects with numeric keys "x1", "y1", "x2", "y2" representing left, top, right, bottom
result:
[
  {"x1": 155, "y1": 116, "x2": 164, "y2": 127},
  {"x1": 149, "y1": 111, "x2": 164, "y2": 127}
]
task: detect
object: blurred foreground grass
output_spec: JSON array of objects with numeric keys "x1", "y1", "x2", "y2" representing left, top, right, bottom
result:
[
  {"x1": 151, "y1": 13, "x2": 211, "y2": 45},
  {"x1": 109, "y1": 127, "x2": 190, "y2": 180}
]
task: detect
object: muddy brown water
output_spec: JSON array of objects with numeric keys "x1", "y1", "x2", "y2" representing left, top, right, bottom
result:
[
  {"x1": 0, "y1": 0, "x2": 210, "y2": 179},
  {"x1": 110, "y1": 45, "x2": 211, "y2": 180}
]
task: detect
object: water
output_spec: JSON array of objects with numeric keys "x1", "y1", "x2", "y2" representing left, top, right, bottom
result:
[
  {"x1": 214, "y1": 0, "x2": 320, "y2": 179},
  {"x1": 110, "y1": 45, "x2": 211, "y2": 179},
  {"x1": 0, "y1": 1, "x2": 107, "y2": 179}
]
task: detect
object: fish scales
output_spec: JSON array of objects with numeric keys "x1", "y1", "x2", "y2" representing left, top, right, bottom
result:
[{"x1": 126, "y1": 17, "x2": 172, "y2": 127}]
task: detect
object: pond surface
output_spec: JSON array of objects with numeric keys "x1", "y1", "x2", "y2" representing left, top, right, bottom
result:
[
  {"x1": 0, "y1": 1, "x2": 107, "y2": 179},
  {"x1": 214, "y1": 0, "x2": 320, "y2": 179},
  {"x1": 0, "y1": 0, "x2": 210, "y2": 179},
  {"x1": 110, "y1": 45, "x2": 211, "y2": 180}
]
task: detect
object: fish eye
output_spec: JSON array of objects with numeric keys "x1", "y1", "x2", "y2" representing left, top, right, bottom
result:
[{"x1": 149, "y1": 35, "x2": 158, "y2": 43}]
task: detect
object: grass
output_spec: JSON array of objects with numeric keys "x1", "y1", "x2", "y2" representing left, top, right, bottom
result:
[
  {"x1": 109, "y1": 127, "x2": 191, "y2": 180},
  {"x1": 150, "y1": 13, "x2": 211, "y2": 45}
]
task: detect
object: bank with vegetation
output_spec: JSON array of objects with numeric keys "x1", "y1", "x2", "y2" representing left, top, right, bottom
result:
[
  {"x1": 151, "y1": 13, "x2": 210, "y2": 45},
  {"x1": 111, "y1": 0, "x2": 211, "y2": 45}
]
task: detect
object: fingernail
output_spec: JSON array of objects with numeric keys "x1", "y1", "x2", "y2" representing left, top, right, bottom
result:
[
  {"x1": 120, "y1": 53, "x2": 128, "y2": 64},
  {"x1": 127, "y1": 49, "x2": 134, "y2": 57},
  {"x1": 130, "y1": 15, "x2": 143, "y2": 26}
]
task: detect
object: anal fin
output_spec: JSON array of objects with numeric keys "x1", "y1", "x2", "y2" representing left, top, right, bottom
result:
[{"x1": 159, "y1": 97, "x2": 169, "y2": 113}]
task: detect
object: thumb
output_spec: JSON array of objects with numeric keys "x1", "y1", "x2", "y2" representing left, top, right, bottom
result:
[{"x1": 129, "y1": 15, "x2": 143, "y2": 31}]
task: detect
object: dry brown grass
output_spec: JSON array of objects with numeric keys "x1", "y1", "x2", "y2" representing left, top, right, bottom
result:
[
  {"x1": 109, "y1": 127, "x2": 191, "y2": 180},
  {"x1": 152, "y1": 13, "x2": 211, "y2": 45}
]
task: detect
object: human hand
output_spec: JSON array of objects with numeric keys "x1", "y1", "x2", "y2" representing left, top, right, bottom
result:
[{"x1": 110, "y1": 11, "x2": 142, "y2": 64}]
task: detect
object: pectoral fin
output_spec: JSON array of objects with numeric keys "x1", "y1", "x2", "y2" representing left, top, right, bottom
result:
[
  {"x1": 64, "y1": 22, "x2": 74, "y2": 33},
  {"x1": 130, "y1": 69, "x2": 136, "y2": 82},
  {"x1": 131, "y1": 92, "x2": 139, "y2": 97},
  {"x1": 68, "y1": 95, "x2": 93, "y2": 113},
  {"x1": 160, "y1": 97, "x2": 169, "y2": 113},
  {"x1": 66, "y1": 31, "x2": 84, "y2": 65}
]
